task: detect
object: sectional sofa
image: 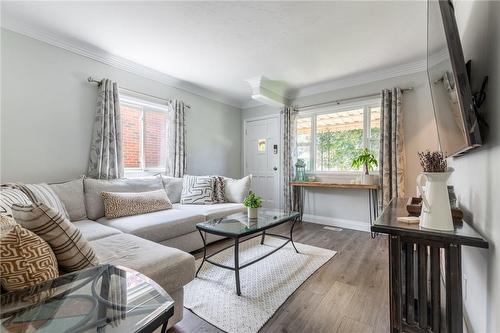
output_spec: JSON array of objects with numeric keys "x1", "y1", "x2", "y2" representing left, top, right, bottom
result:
[{"x1": 44, "y1": 174, "x2": 246, "y2": 328}]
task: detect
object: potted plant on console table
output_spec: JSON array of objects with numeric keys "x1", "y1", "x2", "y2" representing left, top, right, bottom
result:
[
  {"x1": 243, "y1": 191, "x2": 263, "y2": 219},
  {"x1": 351, "y1": 148, "x2": 378, "y2": 185}
]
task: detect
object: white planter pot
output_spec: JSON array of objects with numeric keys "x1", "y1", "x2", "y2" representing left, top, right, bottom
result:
[
  {"x1": 362, "y1": 174, "x2": 376, "y2": 185},
  {"x1": 247, "y1": 207, "x2": 258, "y2": 219}
]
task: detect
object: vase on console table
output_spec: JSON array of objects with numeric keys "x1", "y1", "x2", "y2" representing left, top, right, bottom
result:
[{"x1": 417, "y1": 168, "x2": 454, "y2": 231}]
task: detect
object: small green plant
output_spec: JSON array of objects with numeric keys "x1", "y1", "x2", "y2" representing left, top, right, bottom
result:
[
  {"x1": 243, "y1": 191, "x2": 263, "y2": 209},
  {"x1": 351, "y1": 148, "x2": 378, "y2": 175}
]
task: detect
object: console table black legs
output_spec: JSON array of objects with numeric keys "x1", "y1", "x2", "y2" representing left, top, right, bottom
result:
[
  {"x1": 372, "y1": 198, "x2": 488, "y2": 333},
  {"x1": 389, "y1": 235, "x2": 465, "y2": 333}
]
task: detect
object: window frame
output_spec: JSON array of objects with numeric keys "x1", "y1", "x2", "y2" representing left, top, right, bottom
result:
[
  {"x1": 296, "y1": 97, "x2": 381, "y2": 176},
  {"x1": 119, "y1": 94, "x2": 170, "y2": 176}
]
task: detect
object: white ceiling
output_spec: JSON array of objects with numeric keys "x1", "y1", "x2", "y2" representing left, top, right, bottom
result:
[{"x1": 1, "y1": 1, "x2": 427, "y2": 108}]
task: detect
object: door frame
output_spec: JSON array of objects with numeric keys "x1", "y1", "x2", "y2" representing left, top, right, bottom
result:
[{"x1": 243, "y1": 114, "x2": 282, "y2": 209}]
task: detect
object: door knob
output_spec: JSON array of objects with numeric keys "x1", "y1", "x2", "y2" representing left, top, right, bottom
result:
[{"x1": 273, "y1": 167, "x2": 278, "y2": 171}]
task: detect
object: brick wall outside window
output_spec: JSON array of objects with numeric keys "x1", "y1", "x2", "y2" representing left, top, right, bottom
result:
[{"x1": 121, "y1": 104, "x2": 167, "y2": 170}]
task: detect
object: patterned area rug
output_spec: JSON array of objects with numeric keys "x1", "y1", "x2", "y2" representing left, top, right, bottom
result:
[{"x1": 184, "y1": 236, "x2": 336, "y2": 333}]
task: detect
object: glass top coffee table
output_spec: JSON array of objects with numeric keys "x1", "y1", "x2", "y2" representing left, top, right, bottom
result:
[
  {"x1": 196, "y1": 209, "x2": 300, "y2": 296},
  {"x1": 1, "y1": 264, "x2": 174, "y2": 333}
]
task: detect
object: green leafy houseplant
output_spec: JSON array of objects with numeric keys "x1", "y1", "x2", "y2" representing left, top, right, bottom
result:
[
  {"x1": 351, "y1": 148, "x2": 378, "y2": 175},
  {"x1": 243, "y1": 192, "x2": 263, "y2": 208}
]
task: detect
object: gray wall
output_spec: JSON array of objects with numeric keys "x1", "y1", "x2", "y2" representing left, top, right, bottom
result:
[
  {"x1": 1, "y1": 30, "x2": 242, "y2": 183},
  {"x1": 449, "y1": 2, "x2": 498, "y2": 332},
  {"x1": 242, "y1": 72, "x2": 437, "y2": 229}
]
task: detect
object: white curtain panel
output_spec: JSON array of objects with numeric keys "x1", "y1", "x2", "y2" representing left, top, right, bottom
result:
[
  {"x1": 282, "y1": 106, "x2": 298, "y2": 211},
  {"x1": 165, "y1": 100, "x2": 186, "y2": 178},
  {"x1": 87, "y1": 79, "x2": 124, "y2": 179},
  {"x1": 379, "y1": 88, "x2": 406, "y2": 207}
]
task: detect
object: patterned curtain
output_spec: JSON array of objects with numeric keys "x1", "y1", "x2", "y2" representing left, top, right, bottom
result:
[
  {"x1": 165, "y1": 100, "x2": 186, "y2": 178},
  {"x1": 282, "y1": 106, "x2": 297, "y2": 211},
  {"x1": 379, "y1": 88, "x2": 406, "y2": 207},
  {"x1": 87, "y1": 79, "x2": 124, "y2": 179}
]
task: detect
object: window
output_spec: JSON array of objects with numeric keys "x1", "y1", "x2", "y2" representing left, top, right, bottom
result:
[
  {"x1": 120, "y1": 94, "x2": 169, "y2": 175},
  {"x1": 296, "y1": 98, "x2": 381, "y2": 173}
]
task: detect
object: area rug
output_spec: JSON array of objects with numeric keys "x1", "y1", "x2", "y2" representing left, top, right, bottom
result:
[{"x1": 184, "y1": 236, "x2": 336, "y2": 333}]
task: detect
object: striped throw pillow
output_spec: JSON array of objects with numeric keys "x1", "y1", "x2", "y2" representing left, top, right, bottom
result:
[
  {"x1": 0, "y1": 186, "x2": 32, "y2": 217},
  {"x1": 0, "y1": 217, "x2": 59, "y2": 292},
  {"x1": 18, "y1": 184, "x2": 70, "y2": 219},
  {"x1": 12, "y1": 202, "x2": 99, "y2": 272}
]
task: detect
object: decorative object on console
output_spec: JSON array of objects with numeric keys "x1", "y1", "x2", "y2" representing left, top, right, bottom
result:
[
  {"x1": 181, "y1": 175, "x2": 215, "y2": 205},
  {"x1": 243, "y1": 191, "x2": 263, "y2": 219},
  {"x1": 406, "y1": 197, "x2": 463, "y2": 221},
  {"x1": 87, "y1": 78, "x2": 124, "y2": 180},
  {"x1": 100, "y1": 189, "x2": 172, "y2": 219},
  {"x1": 351, "y1": 148, "x2": 378, "y2": 185},
  {"x1": 223, "y1": 175, "x2": 252, "y2": 203},
  {"x1": 294, "y1": 159, "x2": 307, "y2": 182},
  {"x1": 0, "y1": 215, "x2": 59, "y2": 292},
  {"x1": 416, "y1": 150, "x2": 454, "y2": 231},
  {"x1": 12, "y1": 202, "x2": 99, "y2": 272}
]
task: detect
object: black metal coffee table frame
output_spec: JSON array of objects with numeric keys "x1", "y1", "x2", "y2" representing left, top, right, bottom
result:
[{"x1": 195, "y1": 214, "x2": 300, "y2": 296}]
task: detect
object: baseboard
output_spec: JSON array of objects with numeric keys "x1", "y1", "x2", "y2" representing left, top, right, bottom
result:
[{"x1": 302, "y1": 214, "x2": 370, "y2": 232}]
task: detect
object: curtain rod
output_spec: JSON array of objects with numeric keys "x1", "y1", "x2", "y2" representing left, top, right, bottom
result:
[
  {"x1": 297, "y1": 87, "x2": 413, "y2": 111},
  {"x1": 87, "y1": 77, "x2": 191, "y2": 109}
]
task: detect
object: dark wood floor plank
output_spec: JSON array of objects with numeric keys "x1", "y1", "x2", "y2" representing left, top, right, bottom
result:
[{"x1": 169, "y1": 222, "x2": 389, "y2": 333}]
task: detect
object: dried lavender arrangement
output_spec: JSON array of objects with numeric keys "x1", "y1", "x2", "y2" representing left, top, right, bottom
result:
[{"x1": 418, "y1": 151, "x2": 447, "y2": 172}]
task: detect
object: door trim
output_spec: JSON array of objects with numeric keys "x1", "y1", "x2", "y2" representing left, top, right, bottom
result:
[{"x1": 243, "y1": 114, "x2": 282, "y2": 209}]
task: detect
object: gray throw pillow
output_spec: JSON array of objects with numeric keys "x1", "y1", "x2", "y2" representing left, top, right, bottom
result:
[
  {"x1": 161, "y1": 176, "x2": 183, "y2": 203},
  {"x1": 223, "y1": 175, "x2": 252, "y2": 203},
  {"x1": 50, "y1": 177, "x2": 87, "y2": 221},
  {"x1": 181, "y1": 175, "x2": 214, "y2": 205}
]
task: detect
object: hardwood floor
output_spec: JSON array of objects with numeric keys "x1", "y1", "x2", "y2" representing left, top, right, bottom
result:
[{"x1": 169, "y1": 222, "x2": 390, "y2": 333}]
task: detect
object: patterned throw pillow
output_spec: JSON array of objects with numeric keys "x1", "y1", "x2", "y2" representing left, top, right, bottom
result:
[
  {"x1": 0, "y1": 186, "x2": 32, "y2": 217},
  {"x1": 100, "y1": 189, "x2": 172, "y2": 219},
  {"x1": 212, "y1": 176, "x2": 226, "y2": 203},
  {"x1": 12, "y1": 203, "x2": 99, "y2": 273},
  {"x1": 181, "y1": 175, "x2": 214, "y2": 205},
  {"x1": 0, "y1": 216, "x2": 59, "y2": 292},
  {"x1": 18, "y1": 183, "x2": 70, "y2": 219}
]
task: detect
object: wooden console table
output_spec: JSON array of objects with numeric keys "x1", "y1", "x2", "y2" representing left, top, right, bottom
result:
[
  {"x1": 290, "y1": 181, "x2": 380, "y2": 225},
  {"x1": 372, "y1": 198, "x2": 488, "y2": 333}
]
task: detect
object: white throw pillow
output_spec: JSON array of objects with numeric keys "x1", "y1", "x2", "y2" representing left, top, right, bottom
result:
[
  {"x1": 181, "y1": 175, "x2": 214, "y2": 205},
  {"x1": 161, "y1": 176, "x2": 183, "y2": 203},
  {"x1": 223, "y1": 175, "x2": 252, "y2": 203}
]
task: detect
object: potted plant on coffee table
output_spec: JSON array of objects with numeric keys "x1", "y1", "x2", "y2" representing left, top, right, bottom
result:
[
  {"x1": 243, "y1": 191, "x2": 263, "y2": 219},
  {"x1": 351, "y1": 148, "x2": 378, "y2": 185}
]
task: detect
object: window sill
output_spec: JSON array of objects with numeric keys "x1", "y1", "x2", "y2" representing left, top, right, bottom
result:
[{"x1": 124, "y1": 169, "x2": 166, "y2": 178}]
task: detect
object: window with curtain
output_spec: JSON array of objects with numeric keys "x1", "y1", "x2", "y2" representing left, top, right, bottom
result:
[
  {"x1": 120, "y1": 94, "x2": 169, "y2": 176},
  {"x1": 295, "y1": 98, "x2": 381, "y2": 174}
]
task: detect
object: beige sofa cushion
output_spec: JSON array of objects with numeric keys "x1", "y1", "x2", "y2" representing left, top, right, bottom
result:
[
  {"x1": 12, "y1": 203, "x2": 99, "y2": 272},
  {"x1": 172, "y1": 203, "x2": 245, "y2": 220},
  {"x1": 50, "y1": 177, "x2": 87, "y2": 221},
  {"x1": 97, "y1": 209, "x2": 205, "y2": 242},
  {"x1": 161, "y1": 176, "x2": 183, "y2": 203},
  {"x1": 73, "y1": 219, "x2": 122, "y2": 241},
  {"x1": 84, "y1": 176, "x2": 163, "y2": 220},
  {"x1": 91, "y1": 233, "x2": 195, "y2": 292}
]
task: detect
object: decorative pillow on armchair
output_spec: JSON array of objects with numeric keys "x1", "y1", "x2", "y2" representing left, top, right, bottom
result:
[{"x1": 181, "y1": 175, "x2": 214, "y2": 205}]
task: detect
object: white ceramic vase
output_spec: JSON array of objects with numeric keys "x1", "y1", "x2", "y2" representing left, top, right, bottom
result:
[
  {"x1": 248, "y1": 207, "x2": 258, "y2": 219},
  {"x1": 362, "y1": 174, "x2": 376, "y2": 185},
  {"x1": 417, "y1": 168, "x2": 454, "y2": 231}
]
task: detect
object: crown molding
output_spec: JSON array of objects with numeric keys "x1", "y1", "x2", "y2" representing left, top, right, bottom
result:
[
  {"x1": 287, "y1": 58, "x2": 427, "y2": 100},
  {"x1": 1, "y1": 20, "x2": 245, "y2": 109}
]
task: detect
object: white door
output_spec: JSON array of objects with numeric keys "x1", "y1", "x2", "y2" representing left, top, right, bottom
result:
[{"x1": 244, "y1": 116, "x2": 280, "y2": 209}]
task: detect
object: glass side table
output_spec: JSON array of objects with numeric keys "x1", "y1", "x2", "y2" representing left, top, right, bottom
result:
[{"x1": 1, "y1": 264, "x2": 174, "y2": 333}]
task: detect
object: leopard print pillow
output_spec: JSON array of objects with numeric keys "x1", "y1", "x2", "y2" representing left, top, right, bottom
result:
[{"x1": 100, "y1": 189, "x2": 172, "y2": 219}]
